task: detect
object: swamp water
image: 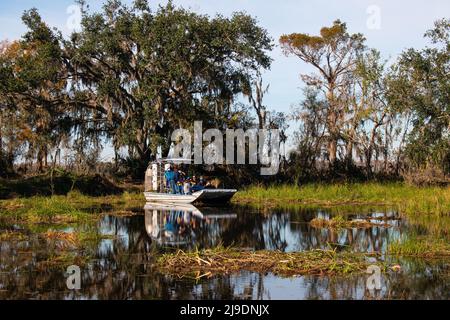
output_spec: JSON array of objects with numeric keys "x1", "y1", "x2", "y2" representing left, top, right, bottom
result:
[{"x1": 0, "y1": 204, "x2": 449, "y2": 299}]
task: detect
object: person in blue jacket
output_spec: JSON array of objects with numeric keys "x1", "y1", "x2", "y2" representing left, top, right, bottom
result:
[{"x1": 164, "y1": 164, "x2": 179, "y2": 194}]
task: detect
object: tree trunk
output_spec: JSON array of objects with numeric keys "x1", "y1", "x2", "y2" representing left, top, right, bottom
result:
[
  {"x1": 257, "y1": 110, "x2": 266, "y2": 130},
  {"x1": 366, "y1": 126, "x2": 379, "y2": 177},
  {"x1": 345, "y1": 140, "x2": 353, "y2": 169},
  {"x1": 327, "y1": 115, "x2": 338, "y2": 164},
  {"x1": 44, "y1": 146, "x2": 48, "y2": 168},
  {"x1": 326, "y1": 87, "x2": 338, "y2": 164},
  {"x1": 328, "y1": 139, "x2": 337, "y2": 163},
  {"x1": 0, "y1": 112, "x2": 3, "y2": 153},
  {"x1": 365, "y1": 147, "x2": 373, "y2": 177},
  {"x1": 135, "y1": 129, "x2": 153, "y2": 178},
  {"x1": 37, "y1": 149, "x2": 44, "y2": 172}
]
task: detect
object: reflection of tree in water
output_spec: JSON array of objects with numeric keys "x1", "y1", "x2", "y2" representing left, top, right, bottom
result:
[
  {"x1": 218, "y1": 212, "x2": 288, "y2": 250},
  {"x1": 187, "y1": 272, "x2": 268, "y2": 300},
  {"x1": 144, "y1": 205, "x2": 403, "y2": 253},
  {"x1": 0, "y1": 234, "x2": 69, "y2": 299},
  {"x1": 301, "y1": 276, "x2": 363, "y2": 299},
  {"x1": 286, "y1": 207, "x2": 403, "y2": 253},
  {"x1": 383, "y1": 259, "x2": 450, "y2": 300}
]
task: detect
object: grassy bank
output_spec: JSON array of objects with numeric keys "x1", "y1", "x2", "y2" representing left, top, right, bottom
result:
[
  {"x1": 156, "y1": 247, "x2": 378, "y2": 278},
  {"x1": 234, "y1": 183, "x2": 450, "y2": 216},
  {"x1": 0, "y1": 191, "x2": 145, "y2": 224}
]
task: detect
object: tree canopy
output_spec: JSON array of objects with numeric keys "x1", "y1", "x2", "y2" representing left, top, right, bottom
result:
[
  {"x1": 0, "y1": 0, "x2": 273, "y2": 176},
  {"x1": 0, "y1": 1, "x2": 448, "y2": 184}
]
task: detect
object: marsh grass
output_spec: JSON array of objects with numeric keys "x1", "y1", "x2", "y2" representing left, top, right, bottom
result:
[
  {"x1": 66, "y1": 190, "x2": 144, "y2": 206},
  {"x1": 0, "y1": 230, "x2": 27, "y2": 241},
  {"x1": 41, "y1": 228, "x2": 116, "y2": 248},
  {"x1": 388, "y1": 236, "x2": 450, "y2": 258},
  {"x1": 36, "y1": 251, "x2": 91, "y2": 270},
  {"x1": 404, "y1": 214, "x2": 450, "y2": 241},
  {"x1": 235, "y1": 183, "x2": 450, "y2": 216},
  {"x1": 0, "y1": 191, "x2": 145, "y2": 224},
  {"x1": 156, "y1": 246, "x2": 380, "y2": 278},
  {"x1": 309, "y1": 216, "x2": 390, "y2": 229},
  {"x1": 0, "y1": 196, "x2": 94, "y2": 224}
]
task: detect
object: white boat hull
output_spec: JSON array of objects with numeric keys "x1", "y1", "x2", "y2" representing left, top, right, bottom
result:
[{"x1": 144, "y1": 189, "x2": 237, "y2": 204}]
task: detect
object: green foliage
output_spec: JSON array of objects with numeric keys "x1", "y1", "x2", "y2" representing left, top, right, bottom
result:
[{"x1": 388, "y1": 19, "x2": 450, "y2": 174}]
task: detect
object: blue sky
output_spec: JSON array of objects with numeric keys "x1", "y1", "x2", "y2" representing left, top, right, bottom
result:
[{"x1": 1, "y1": 0, "x2": 449, "y2": 158}]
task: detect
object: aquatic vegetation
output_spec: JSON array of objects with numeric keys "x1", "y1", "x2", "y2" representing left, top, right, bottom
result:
[
  {"x1": 309, "y1": 216, "x2": 390, "y2": 229},
  {"x1": 107, "y1": 210, "x2": 139, "y2": 217},
  {"x1": 388, "y1": 236, "x2": 450, "y2": 258},
  {"x1": 41, "y1": 228, "x2": 116, "y2": 249},
  {"x1": 0, "y1": 184, "x2": 447, "y2": 281},
  {"x1": 0, "y1": 230, "x2": 27, "y2": 241},
  {"x1": 235, "y1": 183, "x2": 450, "y2": 216},
  {"x1": 156, "y1": 247, "x2": 380, "y2": 278},
  {"x1": 42, "y1": 230, "x2": 79, "y2": 246},
  {"x1": 36, "y1": 252, "x2": 91, "y2": 270}
]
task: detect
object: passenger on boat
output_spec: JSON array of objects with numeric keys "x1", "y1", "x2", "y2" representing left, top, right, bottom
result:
[
  {"x1": 176, "y1": 167, "x2": 187, "y2": 194},
  {"x1": 183, "y1": 178, "x2": 192, "y2": 195},
  {"x1": 191, "y1": 175, "x2": 205, "y2": 192},
  {"x1": 164, "y1": 164, "x2": 179, "y2": 194}
]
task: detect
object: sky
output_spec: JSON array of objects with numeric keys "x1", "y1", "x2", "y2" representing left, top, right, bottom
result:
[{"x1": 1, "y1": 0, "x2": 449, "y2": 159}]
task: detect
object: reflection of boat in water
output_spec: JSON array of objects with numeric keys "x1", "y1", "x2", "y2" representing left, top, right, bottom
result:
[
  {"x1": 144, "y1": 202, "x2": 237, "y2": 246},
  {"x1": 143, "y1": 158, "x2": 237, "y2": 204}
]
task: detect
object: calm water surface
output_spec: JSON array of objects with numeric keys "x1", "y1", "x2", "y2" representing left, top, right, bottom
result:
[{"x1": 0, "y1": 204, "x2": 449, "y2": 299}]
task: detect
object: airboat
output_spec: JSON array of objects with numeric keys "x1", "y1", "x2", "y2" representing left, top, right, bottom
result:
[{"x1": 143, "y1": 158, "x2": 237, "y2": 204}]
